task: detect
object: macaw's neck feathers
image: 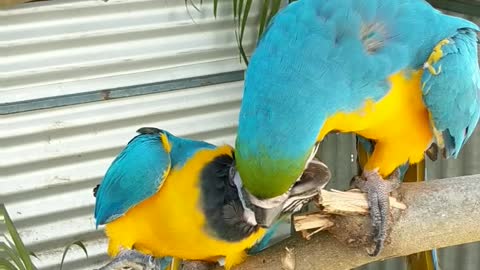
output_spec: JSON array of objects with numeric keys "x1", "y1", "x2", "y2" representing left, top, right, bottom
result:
[
  {"x1": 200, "y1": 154, "x2": 259, "y2": 242},
  {"x1": 166, "y1": 133, "x2": 216, "y2": 169}
]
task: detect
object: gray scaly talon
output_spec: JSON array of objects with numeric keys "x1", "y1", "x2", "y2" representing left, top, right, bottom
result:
[
  {"x1": 97, "y1": 249, "x2": 157, "y2": 270},
  {"x1": 351, "y1": 169, "x2": 400, "y2": 256}
]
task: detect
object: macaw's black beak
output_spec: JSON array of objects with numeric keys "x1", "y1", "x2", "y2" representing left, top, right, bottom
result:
[
  {"x1": 252, "y1": 203, "x2": 284, "y2": 228},
  {"x1": 246, "y1": 159, "x2": 331, "y2": 228}
]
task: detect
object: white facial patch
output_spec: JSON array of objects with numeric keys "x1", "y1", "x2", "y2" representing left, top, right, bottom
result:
[{"x1": 233, "y1": 172, "x2": 257, "y2": 226}]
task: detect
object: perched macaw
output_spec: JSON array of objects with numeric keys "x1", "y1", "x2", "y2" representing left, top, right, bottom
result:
[
  {"x1": 235, "y1": 0, "x2": 480, "y2": 256},
  {"x1": 94, "y1": 127, "x2": 329, "y2": 269}
]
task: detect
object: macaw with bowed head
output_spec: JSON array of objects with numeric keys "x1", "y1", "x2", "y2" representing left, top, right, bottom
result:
[
  {"x1": 235, "y1": 0, "x2": 480, "y2": 256},
  {"x1": 94, "y1": 127, "x2": 329, "y2": 270}
]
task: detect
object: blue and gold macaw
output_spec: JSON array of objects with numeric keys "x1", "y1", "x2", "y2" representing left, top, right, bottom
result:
[
  {"x1": 94, "y1": 127, "x2": 329, "y2": 269},
  {"x1": 235, "y1": 0, "x2": 480, "y2": 256}
]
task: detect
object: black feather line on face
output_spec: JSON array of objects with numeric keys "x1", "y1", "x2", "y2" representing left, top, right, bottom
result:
[
  {"x1": 200, "y1": 154, "x2": 258, "y2": 242},
  {"x1": 93, "y1": 184, "x2": 100, "y2": 198}
]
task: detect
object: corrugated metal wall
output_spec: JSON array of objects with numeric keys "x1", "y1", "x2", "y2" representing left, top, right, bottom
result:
[
  {"x1": 1, "y1": 0, "x2": 257, "y2": 269},
  {"x1": 1, "y1": 0, "x2": 257, "y2": 111},
  {"x1": 1, "y1": 82, "x2": 245, "y2": 270}
]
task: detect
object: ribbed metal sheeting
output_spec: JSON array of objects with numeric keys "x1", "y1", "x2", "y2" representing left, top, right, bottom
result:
[
  {"x1": 1, "y1": 0, "x2": 257, "y2": 269},
  {"x1": 0, "y1": 81, "x2": 245, "y2": 270},
  {"x1": 1, "y1": 0, "x2": 257, "y2": 108}
]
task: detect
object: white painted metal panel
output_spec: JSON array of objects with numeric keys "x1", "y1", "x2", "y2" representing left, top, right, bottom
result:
[
  {"x1": 1, "y1": 0, "x2": 258, "y2": 104},
  {"x1": 0, "y1": 0, "x2": 259, "y2": 269},
  {"x1": 1, "y1": 81, "x2": 244, "y2": 270}
]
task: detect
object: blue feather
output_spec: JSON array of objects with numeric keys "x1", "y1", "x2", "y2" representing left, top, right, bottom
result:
[
  {"x1": 236, "y1": 0, "x2": 480, "y2": 198},
  {"x1": 165, "y1": 131, "x2": 216, "y2": 169},
  {"x1": 422, "y1": 29, "x2": 480, "y2": 158},
  {"x1": 94, "y1": 129, "x2": 215, "y2": 227},
  {"x1": 248, "y1": 215, "x2": 291, "y2": 254},
  {"x1": 94, "y1": 133, "x2": 171, "y2": 226}
]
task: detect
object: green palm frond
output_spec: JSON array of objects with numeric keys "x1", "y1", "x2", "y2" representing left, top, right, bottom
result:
[
  {"x1": 187, "y1": 0, "x2": 296, "y2": 65},
  {"x1": 59, "y1": 241, "x2": 88, "y2": 270},
  {"x1": 0, "y1": 204, "x2": 36, "y2": 270},
  {"x1": 231, "y1": 0, "x2": 292, "y2": 64},
  {"x1": 1, "y1": 204, "x2": 87, "y2": 270}
]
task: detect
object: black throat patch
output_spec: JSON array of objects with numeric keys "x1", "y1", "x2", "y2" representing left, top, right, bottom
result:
[{"x1": 200, "y1": 154, "x2": 258, "y2": 242}]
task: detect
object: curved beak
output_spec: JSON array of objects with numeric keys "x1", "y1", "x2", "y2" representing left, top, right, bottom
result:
[
  {"x1": 252, "y1": 203, "x2": 284, "y2": 228},
  {"x1": 246, "y1": 159, "x2": 331, "y2": 228}
]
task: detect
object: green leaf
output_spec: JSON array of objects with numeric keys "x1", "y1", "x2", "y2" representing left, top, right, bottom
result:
[
  {"x1": 267, "y1": 0, "x2": 282, "y2": 27},
  {"x1": 0, "y1": 242, "x2": 25, "y2": 270},
  {"x1": 59, "y1": 241, "x2": 88, "y2": 270},
  {"x1": 257, "y1": 0, "x2": 270, "y2": 39},
  {"x1": 187, "y1": 0, "x2": 201, "y2": 12},
  {"x1": 237, "y1": 0, "x2": 244, "y2": 27},
  {"x1": 0, "y1": 257, "x2": 19, "y2": 270},
  {"x1": 28, "y1": 252, "x2": 38, "y2": 261},
  {"x1": 213, "y1": 0, "x2": 218, "y2": 17},
  {"x1": 0, "y1": 205, "x2": 35, "y2": 270},
  {"x1": 238, "y1": 0, "x2": 253, "y2": 64},
  {"x1": 233, "y1": 0, "x2": 237, "y2": 19}
]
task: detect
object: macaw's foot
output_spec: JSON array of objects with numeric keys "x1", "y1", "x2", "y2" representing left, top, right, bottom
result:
[
  {"x1": 181, "y1": 260, "x2": 217, "y2": 270},
  {"x1": 351, "y1": 169, "x2": 401, "y2": 256},
  {"x1": 97, "y1": 249, "x2": 159, "y2": 270}
]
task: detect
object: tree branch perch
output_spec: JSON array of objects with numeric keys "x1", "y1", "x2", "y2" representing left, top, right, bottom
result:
[{"x1": 233, "y1": 174, "x2": 480, "y2": 270}]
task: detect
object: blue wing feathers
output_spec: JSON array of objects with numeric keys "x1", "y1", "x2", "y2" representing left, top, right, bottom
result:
[
  {"x1": 422, "y1": 28, "x2": 480, "y2": 157},
  {"x1": 94, "y1": 134, "x2": 171, "y2": 226}
]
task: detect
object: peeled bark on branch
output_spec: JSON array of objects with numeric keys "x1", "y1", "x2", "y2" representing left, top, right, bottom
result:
[{"x1": 233, "y1": 175, "x2": 480, "y2": 270}]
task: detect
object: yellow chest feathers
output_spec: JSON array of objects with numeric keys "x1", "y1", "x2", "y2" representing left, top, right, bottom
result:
[
  {"x1": 319, "y1": 70, "x2": 434, "y2": 173},
  {"x1": 104, "y1": 145, "x2": 266, "y2": 269}
]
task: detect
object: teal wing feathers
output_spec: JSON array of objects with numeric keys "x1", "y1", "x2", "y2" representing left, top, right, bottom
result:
[
  {"x1": 94, "y1": 129, "x2": 171, "y2": 226},
  {"x1": 248, "y1": 215, "x2": 291, "y2": 254},
  {"x1": 422, "y1": 28, "x2": 480, "y2": 158}
]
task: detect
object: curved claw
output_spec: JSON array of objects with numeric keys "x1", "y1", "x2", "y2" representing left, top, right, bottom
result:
[
  {"x1": 97, "y1": 249, "x2": 156, "y2": 270},
  {"x1": 351, "y1": 170, "x2": 400, "y2": 256}
]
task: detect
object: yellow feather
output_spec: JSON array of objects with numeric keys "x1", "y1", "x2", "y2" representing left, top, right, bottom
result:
[
  {"x1": 319, "y1": 70, "x2": 433, "y2": 176},
  {"x1": 160, "y1": 133, "x2": 172, "y2": 153},
  {"x1": 104, "y1": 145, "x2": 266, "y2": 269}
]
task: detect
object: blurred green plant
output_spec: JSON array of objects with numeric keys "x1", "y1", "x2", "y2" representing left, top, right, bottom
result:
[
  {"x1": 186, "y1": 0, "x2": 296, "y2": 64},
  {"x1": 0, "y1": 204, "x2": 88, "y2": 270},
  {"x1": 0, "y1": 204, "x2": 38, "y2": 270},
  {"x1": 224, "y1": 0, "x2": 297, "y2": 64}
]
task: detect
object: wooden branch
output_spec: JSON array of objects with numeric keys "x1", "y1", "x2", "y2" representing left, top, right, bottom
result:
[
  {"x1": 291, "y1": 189, "x2": 407, "y2": 240},
  {"x1": 233, "y1": 175, "x2": 480, "y2": 270},
  {"x1": 98, "y1": 175, "x2": 480, "y2": 270}
]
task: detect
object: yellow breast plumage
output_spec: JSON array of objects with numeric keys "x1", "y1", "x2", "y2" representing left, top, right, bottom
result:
[
  {"x1": 319, "y1": 70, "x2": 433, "y2": 175},
  {"x1": 104, "y1": 145, "x2": 266, "y2": 269}
]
